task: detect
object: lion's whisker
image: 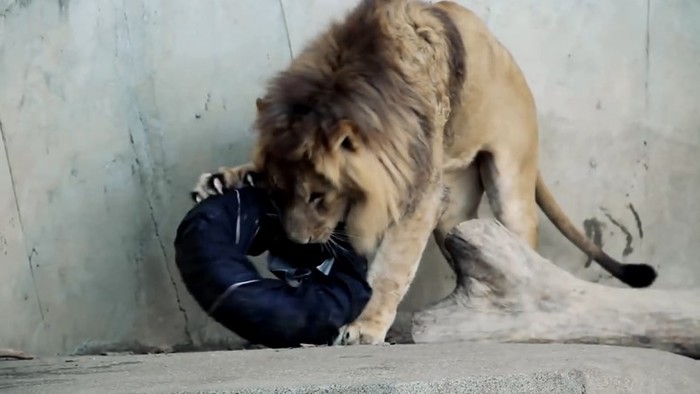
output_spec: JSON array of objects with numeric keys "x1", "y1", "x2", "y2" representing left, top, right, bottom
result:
[
  {"x1": 335, "y1": 230, "x2": 361, "y2": 241},
  {"x1": 325, "y1": 239, "x2": 339, "y2": 260},
  {"x1": 321, "y1": 242, "x2": 331, "y2": 257},
  {"x1": 329, "y1": 233, "x2": 350, "y2": 255}
]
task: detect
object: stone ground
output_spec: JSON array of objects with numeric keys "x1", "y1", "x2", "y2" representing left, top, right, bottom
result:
[{"x1": 1, "y1": 343, "x2": 699, "y2": 393}]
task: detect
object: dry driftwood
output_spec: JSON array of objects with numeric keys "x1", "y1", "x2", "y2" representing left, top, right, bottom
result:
[
  {"x1": 412, "y1": 219, "x2": 700, "y2": 358},
  {"x1": 0, "y1": 348, "x2": 34, "y2": 360}
]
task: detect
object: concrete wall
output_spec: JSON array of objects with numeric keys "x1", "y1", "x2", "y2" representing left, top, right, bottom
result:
[{"x1": 1, "y1": 0, "x2": 698, "y2": 356}]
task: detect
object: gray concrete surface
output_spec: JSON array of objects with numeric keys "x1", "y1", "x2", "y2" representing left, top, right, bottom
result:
[
  {"x1": 1, "y1": 0, "x2": 700, "y2": 356},
  {"x1": 2, "y1": 343, "x2": 700, "y2": 393}
]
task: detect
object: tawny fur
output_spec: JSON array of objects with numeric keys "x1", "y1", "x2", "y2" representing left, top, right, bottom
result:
[{"x1": 193, "y1": 0, "x2": 657, "y2": 345}]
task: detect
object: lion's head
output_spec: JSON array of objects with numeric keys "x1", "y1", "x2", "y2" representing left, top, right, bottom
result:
[
  {"x1": 252, "y1": 98, "x2": 410, "y2": 255},
  {"x1": 249, "y1": 1, "x2": 436, "y2": 254}
]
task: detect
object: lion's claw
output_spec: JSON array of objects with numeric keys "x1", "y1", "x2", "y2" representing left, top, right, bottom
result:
[
  {"x1": 190, "y1": 164, "x2": 258, "y2": 204},
  {"x1": 334, "y1": 320, "x2": 389, "y2": 346},
  {"x1": 191, "y1": 172, "x2": 229, "y2": 203}
]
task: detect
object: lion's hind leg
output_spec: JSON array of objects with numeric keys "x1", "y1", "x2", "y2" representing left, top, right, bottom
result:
[
  {"x1": 433, "y1": 164, "x2": 484, "y2": 280},
  {"x1": 478, "y1": 150, "x2": 540, "y2": 249}
]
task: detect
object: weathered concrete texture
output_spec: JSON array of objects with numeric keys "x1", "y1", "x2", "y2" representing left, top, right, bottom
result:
[
  {"x1": 2, "y1": 343, "x2": 700, "y2": 393},
  {"x1": 1, "y1": 0, "x2": 700, "y2": 356},
  {"x1": 0, "y1": 120, "x2": 44, "y2": 355},
  {"x1": 0, "y1": 0, "x2": 293, "y2": 355}
]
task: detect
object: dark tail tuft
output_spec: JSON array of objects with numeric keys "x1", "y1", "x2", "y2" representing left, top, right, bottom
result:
[{"x1": 618, "y1": 264, "x2": 657, "y2": 288}]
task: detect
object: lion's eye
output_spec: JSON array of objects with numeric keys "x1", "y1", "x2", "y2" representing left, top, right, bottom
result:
[{"x1": 309, "y1": 192, "x2": 324, "y2": 205}]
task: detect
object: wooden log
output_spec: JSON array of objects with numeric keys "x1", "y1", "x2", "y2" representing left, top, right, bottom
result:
[
  {"x1": 411, "y1": 219, "x2": 700, "y2": 358},
  {"x1": 0, "y1": 348, "x2": 34, "y2": 360}
]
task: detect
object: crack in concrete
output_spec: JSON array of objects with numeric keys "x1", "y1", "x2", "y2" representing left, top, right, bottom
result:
[
  {"x1": 127, "y1": 123, "x2": 193, "y2": 346},
  {"x1": 145, "y1": 187, "x2": 194, "y2": 345},
  {"x1": 118, "y1": 6, "x2": 193, "y2": 345},
  {"x1": 0, "y1": 119, "x2": 45, "y2": 321},
  {"x1": 627, "y1": 203, "x2": 644, "y2": 239},
  {"x1": 278, "y1": 0, "x2": 295, "y2": 59},
  {"x1": 601, "y1": 209, "x2": 634, "y2": 257}
]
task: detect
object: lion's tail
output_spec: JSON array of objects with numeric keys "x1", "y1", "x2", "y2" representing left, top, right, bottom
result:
[{"x1": 535, "y1": 172, "x2": 657, "y2": 288}]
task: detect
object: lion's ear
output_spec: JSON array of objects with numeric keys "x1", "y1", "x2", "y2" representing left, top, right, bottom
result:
[
  {"x1": 328, "y1": 120, "x2": 359, "y2": 153},
  {"x1": 255, "y1": 97, "x2": 270, "y2": 113}
]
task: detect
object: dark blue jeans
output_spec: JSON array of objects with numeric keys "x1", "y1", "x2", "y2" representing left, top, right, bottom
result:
[{"x1": 174, "y1": 186, "x2": 371, "y2": 348}]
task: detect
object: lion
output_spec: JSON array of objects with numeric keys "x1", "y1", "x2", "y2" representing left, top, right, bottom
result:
[{"x1": 192, "y1": 0, "x2": 658, "y2": 345}]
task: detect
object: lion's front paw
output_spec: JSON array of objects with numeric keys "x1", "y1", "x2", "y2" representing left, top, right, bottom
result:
[
  {"x1": 191, "y1": 172, "x2": 228, "y2": 203},
  {"x1": 334, "y1": 319, "x2": 390, "y2": 346},
  {"x1": 190, "y1": 164, "x2": 257, "y2": 204}
]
